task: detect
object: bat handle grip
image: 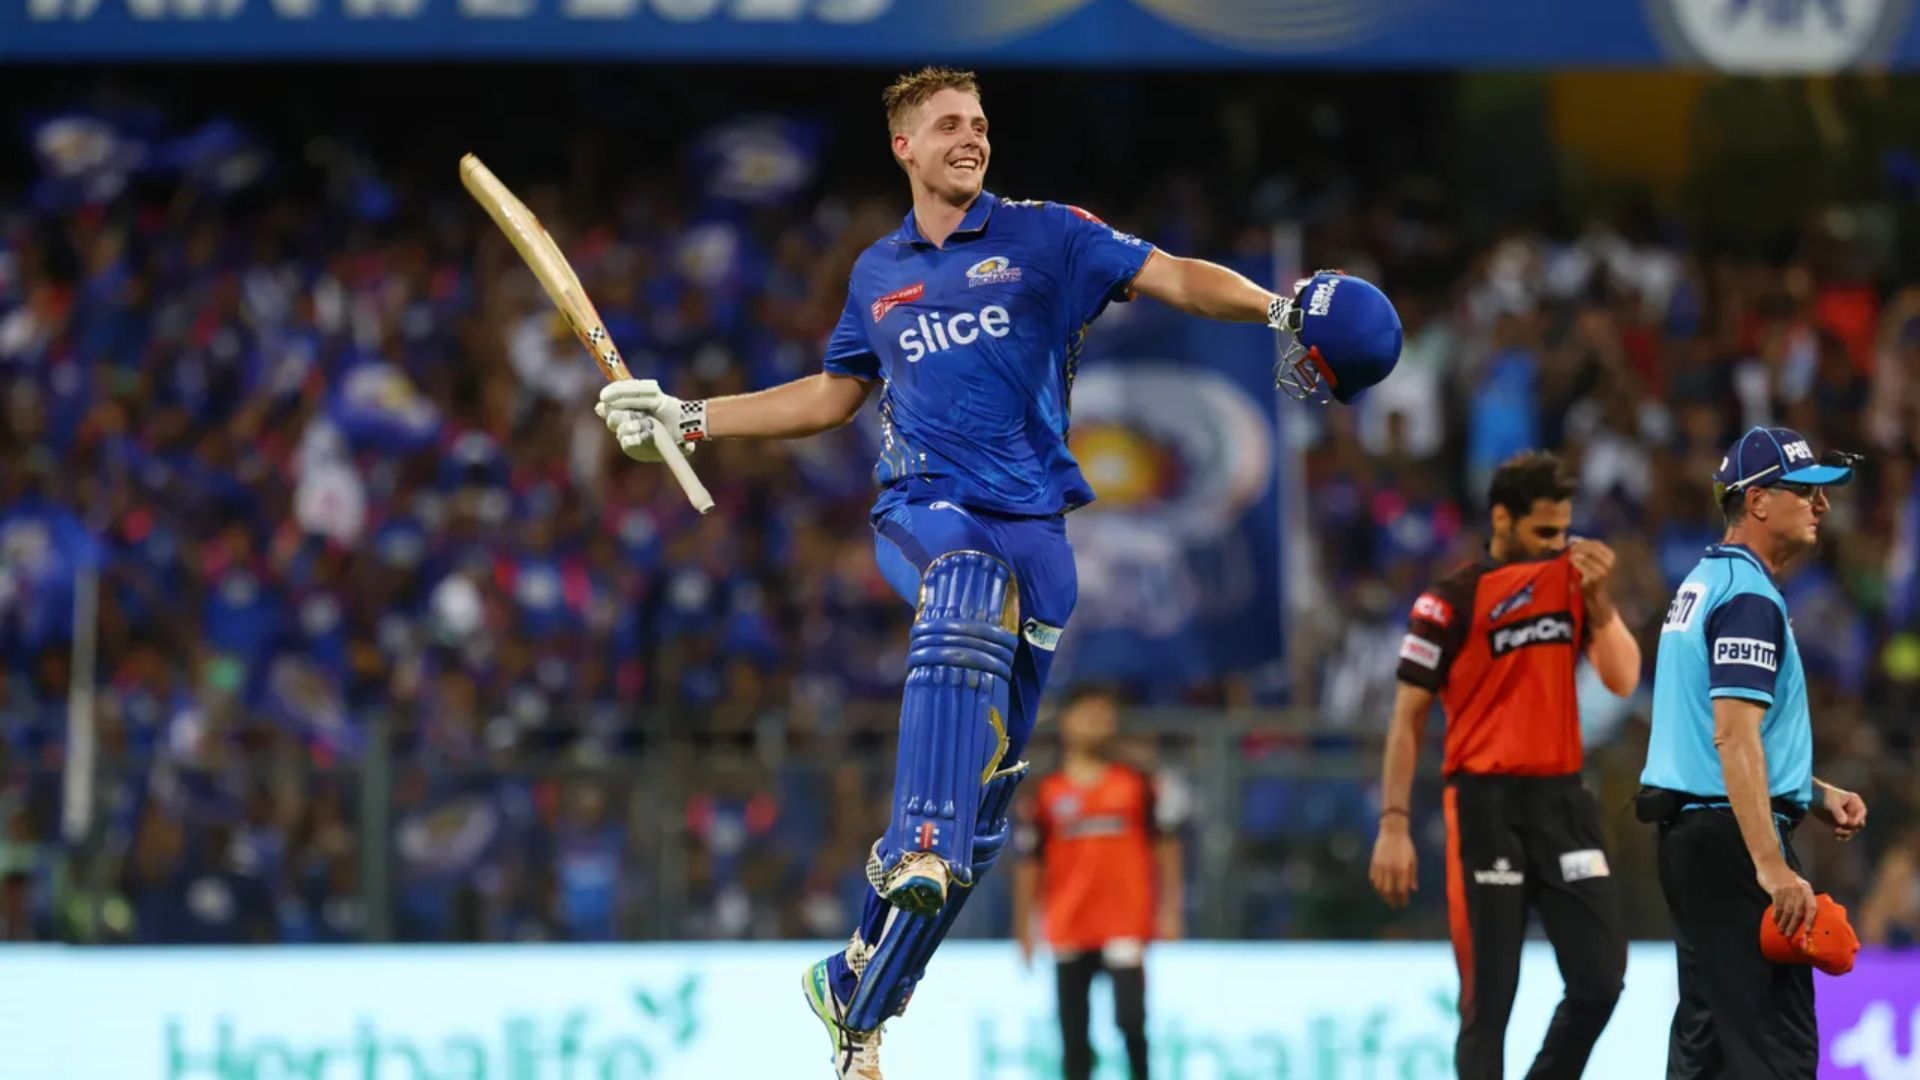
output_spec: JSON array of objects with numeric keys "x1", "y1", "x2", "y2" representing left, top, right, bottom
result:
[{"x1": 652, "y1": 424, "x2": 716, "y2": 515}]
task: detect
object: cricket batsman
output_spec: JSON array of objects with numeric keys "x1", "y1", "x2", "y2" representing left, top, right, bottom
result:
[{"x1": 595, "y1": 67, "x2": 1403, "y2": 1078}]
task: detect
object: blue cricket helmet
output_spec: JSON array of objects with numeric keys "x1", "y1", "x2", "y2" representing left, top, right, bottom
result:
[{"x1": 1274, "y1": 271, "x2": 1403, "y2": 405}]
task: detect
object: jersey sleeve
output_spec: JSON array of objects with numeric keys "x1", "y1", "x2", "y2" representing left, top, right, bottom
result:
[
  {"x1": 1054, "y1": 203, "x2": 1156, "y2": 326},
  {"x1": 1396, "y1": 579, "x2": 1471, "y2": 690},
  {"x1": 822, "y1": 285, "x2": 880, "y2": 381},
  {"x1": 1704, "y1": 592, "x2": 1787, "y2": 705}
]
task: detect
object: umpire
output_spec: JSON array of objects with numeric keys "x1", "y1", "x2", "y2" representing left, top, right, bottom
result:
[{"x1": 1640, "y1": 426, "x2": 1870, "y2": 1079}]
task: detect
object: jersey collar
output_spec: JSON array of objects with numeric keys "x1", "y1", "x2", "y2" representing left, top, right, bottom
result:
[
  {"x1": 891, "y1": 191, "x2": 999, "y2": 249},
  {"x1": 1705, "y1": 542, "x2": 1777, "y2": 584}
]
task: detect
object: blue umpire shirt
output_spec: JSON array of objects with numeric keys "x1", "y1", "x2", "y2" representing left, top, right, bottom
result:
[
  {"x1": 1642, "y1": 543, "x2": 1813, "y2": 808},
  {"x1": 822, "y1": 191, "x2": 1156, "y2": 517}
]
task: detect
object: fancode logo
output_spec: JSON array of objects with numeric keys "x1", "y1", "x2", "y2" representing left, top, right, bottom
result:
[
  {"x1": 870, "y1": 282, "x2": 925, "y2": 323},
  {"x1": 1489, "y1": 612, "x2": 1575, "y2": 657},
  {"x1": 1488, "y1": 582, "x2": 1536, "y2": 623},
  {"x1": 898, "y1": 304, "x2": 1012, "y2": 362},
  {"x1": 1713, "y1": 636, "x2": 1779, "y2": 672}
]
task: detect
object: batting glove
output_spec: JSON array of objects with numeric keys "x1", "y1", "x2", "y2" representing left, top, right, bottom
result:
[{"x1": 595, "y1": 379, "x2": 705, "y2": 464}]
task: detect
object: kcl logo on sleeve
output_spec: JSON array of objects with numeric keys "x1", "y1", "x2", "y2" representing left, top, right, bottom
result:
[{"x1": 898, "y1": 304, "x2": 1012, "y2": 362}]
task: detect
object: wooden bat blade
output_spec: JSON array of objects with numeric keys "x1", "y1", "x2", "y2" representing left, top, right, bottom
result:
[{"x1": 460, "y1": 153, "x2": 713, "y2": 515}]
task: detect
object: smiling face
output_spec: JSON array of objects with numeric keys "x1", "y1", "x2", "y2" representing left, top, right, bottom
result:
[{"x1": 893, "y1": 86, "x2": 990, "y2": 206}]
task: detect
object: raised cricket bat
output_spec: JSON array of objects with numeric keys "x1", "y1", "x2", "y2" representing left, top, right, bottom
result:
[{"x1": 458, "y1": 153, "x2": 715, "y2": 515}]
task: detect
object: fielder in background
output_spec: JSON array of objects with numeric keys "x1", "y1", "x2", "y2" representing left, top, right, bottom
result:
[
  {"x1": 594, "y1": 66, "x2": 1401, "y2": 1079},
  {"x1": 1012, "y1": 685, "x2": 1185, "y2": 1080},
  {"x1": 1369, "y1": 450, "x2": 1641, "y2": 1080},
  {"x1": 1638, "y1": 427, "x2": 1869, "y2": 1080}
]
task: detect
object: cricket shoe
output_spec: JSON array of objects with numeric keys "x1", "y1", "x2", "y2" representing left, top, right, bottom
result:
[
  {"x1": 803, "y1": 955, "x2": 885, "y2": 1079},
  {"x1": 877, "y1": 849, "x2": 951, "y2": 918}
]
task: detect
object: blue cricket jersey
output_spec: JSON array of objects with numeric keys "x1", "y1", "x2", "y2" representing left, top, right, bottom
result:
[
  {"x1": 823, "y1": 191, "x2": 1156, "y2": 516},
  {"x1": 1641, "y1": 543, "x2": 1813, "y2": 807}
]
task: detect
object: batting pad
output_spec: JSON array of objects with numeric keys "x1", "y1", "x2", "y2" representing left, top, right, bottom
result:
[
  {"x1": 846, "y1": 758, "x2": 1030, "y2": 1031},
  {"x1": 873, "y1": 549, "x2": 1018, "y2": 891}
]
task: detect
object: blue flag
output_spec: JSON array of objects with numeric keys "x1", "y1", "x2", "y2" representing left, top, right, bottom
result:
[{"x1": 1053, "y1": 261, "x2": 1288, "y2": 686}]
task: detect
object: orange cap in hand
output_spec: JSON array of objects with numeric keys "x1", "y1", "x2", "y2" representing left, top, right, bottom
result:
[{"x1": 1759, "y1": 893, "x2": 1860, "y2": 976}]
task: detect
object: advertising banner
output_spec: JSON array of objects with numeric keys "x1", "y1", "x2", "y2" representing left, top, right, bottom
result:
[
  {"x1": 1819, "y1": 950, "x2": 1920, "y2": 1079},
  {"x1": 6, "y1": 0, "x2": 1919, "y2": 71},
  {"x1": 0, "y1": 941, "x2": 1689, "y2": 1078}
]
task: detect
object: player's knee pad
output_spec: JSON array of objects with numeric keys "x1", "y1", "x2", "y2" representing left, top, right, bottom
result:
[
  {"x1": 875, "y1": 550, "x2": 1018, "y2": 890},
  {"x1": 844, "y1": 758, "x2": 1031, "y2": 1031}
]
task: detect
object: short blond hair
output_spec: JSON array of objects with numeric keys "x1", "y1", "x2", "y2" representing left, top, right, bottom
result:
[{"x1": 882, "y1": 67, "x2": 981, "y2": 134}]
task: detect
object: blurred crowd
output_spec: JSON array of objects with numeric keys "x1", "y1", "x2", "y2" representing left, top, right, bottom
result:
[{"x1": 1, "y1": 69, "x2": 1918, "y2": 948}]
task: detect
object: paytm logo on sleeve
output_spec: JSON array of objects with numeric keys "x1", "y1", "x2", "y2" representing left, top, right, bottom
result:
[{"x1": 1713, "y1": 636, "x2": 1779, "y2": 671}]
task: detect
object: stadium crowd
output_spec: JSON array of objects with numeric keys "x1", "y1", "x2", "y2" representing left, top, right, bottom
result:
[{"x1": 2, "y1": 70, "x2": 1919, "y2": 949}]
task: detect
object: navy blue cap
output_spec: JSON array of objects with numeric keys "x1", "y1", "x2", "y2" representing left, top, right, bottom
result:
[{"x1": 1713, "y1": 426, "x2": 1855, "y2": 502}]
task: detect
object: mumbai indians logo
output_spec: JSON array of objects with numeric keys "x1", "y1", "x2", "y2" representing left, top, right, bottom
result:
[
  {"x1": 1647, "y1": 0, "x2": 1910, "y2": 72},
  {"x1": 965, "y1": 255, "x2": 1022, "y2": 288},
  {"x1": 1063, "y1": 365, "x2": 1273, "y2": 640}
]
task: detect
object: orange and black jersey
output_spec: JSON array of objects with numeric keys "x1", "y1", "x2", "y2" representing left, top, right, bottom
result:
[
  {"x1": 1016, "y1": 764, "x2": 1168, "y2": 951},
  {"x1": 1396, "y1": 553, "x2": 1593, "y2": 777}
]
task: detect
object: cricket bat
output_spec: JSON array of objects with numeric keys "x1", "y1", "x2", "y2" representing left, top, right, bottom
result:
[{"x1": 459, "y1": 153, "x2": 715, "y2": 515}]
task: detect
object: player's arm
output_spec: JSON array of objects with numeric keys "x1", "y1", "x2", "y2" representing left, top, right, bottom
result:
[
  {"x1": 1130, "y1": 251, "x2": 1281, "y2": 323},
  {"x1": 598, "y1": 373, "x2": 872, "y2": 455},
  {"x1": 1371, "y1": 588, "x2": 1457, "y2": 908},
  {"x1": 1569, "y1": 539, "x2": 1640, "y2": 696},
  {"x1": 1370, "y1": 682, "x2": 1433, "y2": 909},
  {"x1": 1148, "y1": 772, "x2": 1186, "y2": 941},
  {"x1": 598, "y1": 281, "x2": 878, "y2": 456},
  {"x1": 1705, "y1": 593, "x2": 1815, "y2": 936},
  {"x1": 1584, "y1": 612, "x2": 1640, "y2": 697},
  {"x1": 1810, "y1": 775, "x2": 1868, "y2": 840},
  {"x1": 1011, "y1": 800, "x2": 1044, "y2": 969},
  {"x1": 1714, "y1": 697, "x2": 1814, "y2": 936},
  {"x1": 705, "y1": 373, "x2": 873, "y2": 438}
]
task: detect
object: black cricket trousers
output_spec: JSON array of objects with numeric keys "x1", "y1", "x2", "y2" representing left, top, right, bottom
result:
[
  {"x1": 1656, "y1": 807, "x2": 1817, "y2": 1079},
  {"x1": 1056, "y1": 949, "x2": 1148, "y2": 1080},
  {"x1": 1445, "y1": 773, "x2": 1627, "y2": 1079}
]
